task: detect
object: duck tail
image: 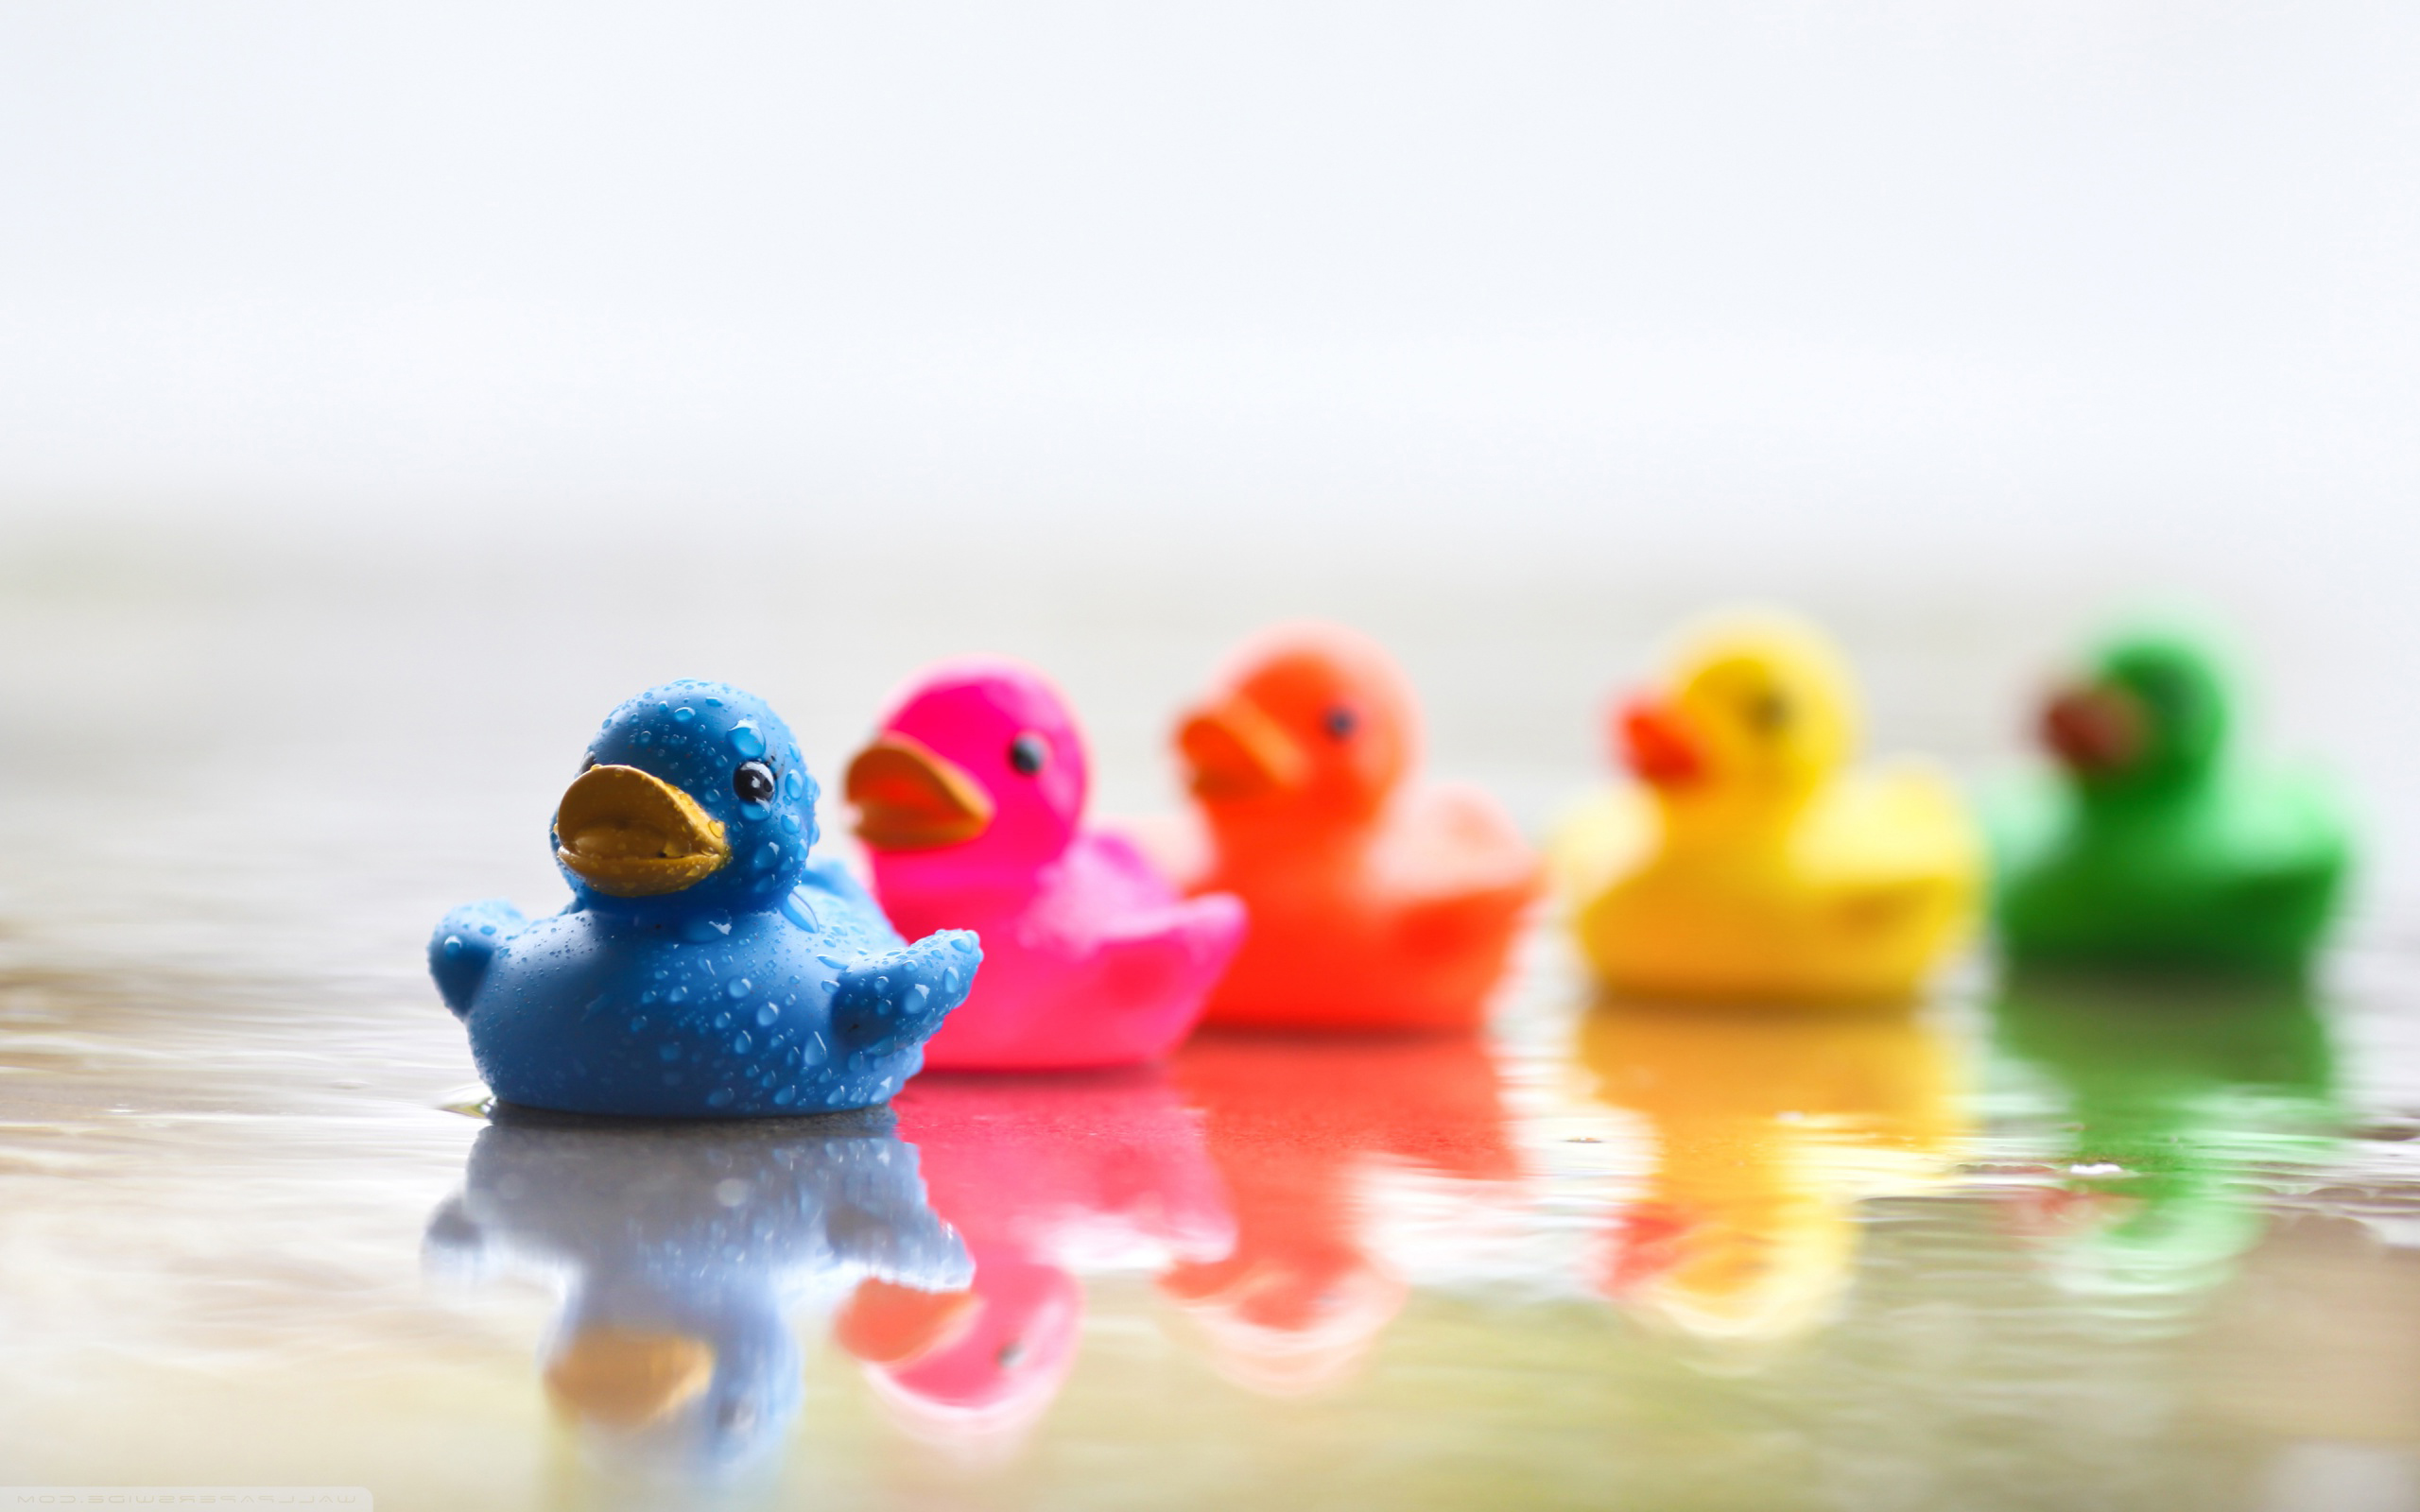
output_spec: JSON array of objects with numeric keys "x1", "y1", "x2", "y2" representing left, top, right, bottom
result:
[
  {"x1": 428, "y1": 900, "x2": 528, "y2": 1018},
  {"x1": 831, "y1": 930, "x2": 982, "y2": 1057}
]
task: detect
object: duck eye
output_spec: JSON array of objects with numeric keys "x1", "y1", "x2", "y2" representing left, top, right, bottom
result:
[
  {"x1": 1322, "y1": 705, "x2": 1358, "y2": 741},
  {"x1": 1745, "y1": 692, "x2": 1791, "y2": 735},
  {"x1": 733, "y1": 761, "x2": 776, "y2": 805},
  {"x1": 1008, "y1": 732, "x2": 1048, "y2": 777}
]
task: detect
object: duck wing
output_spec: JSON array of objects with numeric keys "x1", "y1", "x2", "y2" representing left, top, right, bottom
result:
[
  {"x1": 830, "y1": 930, "x2": 983, "y2": 1057},
  {"x1": 429, "y1": 900, "x2": 530, "y2": 1018}
]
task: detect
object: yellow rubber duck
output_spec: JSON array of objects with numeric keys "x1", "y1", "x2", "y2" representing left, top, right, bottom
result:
[{"x1": 1554, "y1": 610, "x2": 1981, "y2": 1003}]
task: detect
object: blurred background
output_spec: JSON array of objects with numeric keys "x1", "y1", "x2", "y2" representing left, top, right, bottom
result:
[{"x1": 5, "y1": 0, "x2": 2419, "y2": 918}]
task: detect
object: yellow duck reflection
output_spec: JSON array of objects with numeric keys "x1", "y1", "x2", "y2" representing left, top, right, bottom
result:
[{"x1": 1579, "y1": 998, "x2": 1964, "y2": 1345}]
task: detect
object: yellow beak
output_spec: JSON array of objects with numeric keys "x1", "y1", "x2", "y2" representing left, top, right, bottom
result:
[
  {"x1": 845, "y1": 732, "x2": 994, "y2": 850},
  {"x1": 555, "y1": 765, "x2": 732, "y2": 897},
  {"x1": 544, "y1": 1326, "x2": 717, "y2": 1428}
]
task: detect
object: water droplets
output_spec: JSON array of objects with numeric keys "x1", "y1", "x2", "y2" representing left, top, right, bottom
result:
[
  {"x1": 754, "y1": 1004, "x2": 778, "y2": 1027},
  {"x1": 728, "y1": 722, "x2": 766, "y2": 759},
  {"x1": 727, "y1": 978, "x2": 753, "y2": 1000}
]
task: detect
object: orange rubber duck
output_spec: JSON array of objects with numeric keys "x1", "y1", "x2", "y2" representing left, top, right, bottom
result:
[
  {"x1": 1157, "y1": 624, "x2": 1542, "y2": 1032},
  {"x1": 1159, "y1": 1032, "x2": 1522, "y2": 1395}
]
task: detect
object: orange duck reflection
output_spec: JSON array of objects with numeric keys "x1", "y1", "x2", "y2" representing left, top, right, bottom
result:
[
  {"x1": 1580, "y1": 1000, "x2": 1963, "y2": 1346},
  {"x1": 1159, "y1": 1032, "x2": 1523, "y2": 1395},
  {"x1": 833, "y1": 1068, "x2": 1234, "y2": 1452}
]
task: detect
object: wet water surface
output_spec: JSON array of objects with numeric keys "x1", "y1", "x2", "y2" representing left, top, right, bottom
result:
[{"x1": 2, "y1": 536, "x2": 2415, "y2": 1511}]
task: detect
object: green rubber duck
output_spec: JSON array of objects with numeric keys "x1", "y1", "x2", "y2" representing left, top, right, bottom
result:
[
  {"x1": 1988, "y1": 627, "x2": 2351, "y2": 974},
  {"x1": 1992, "y1": 971, "x2": 2336, "y2": 1303}
]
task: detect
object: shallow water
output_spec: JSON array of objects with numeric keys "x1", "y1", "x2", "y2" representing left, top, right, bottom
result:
[{"x1": 3, "y1": 530, "x2": 2416, "y2": 1511}]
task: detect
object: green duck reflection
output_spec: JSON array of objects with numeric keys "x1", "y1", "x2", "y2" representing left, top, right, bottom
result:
[{"x1": 1991, "y1": 970, "x2": 2338, "y2": 1302}]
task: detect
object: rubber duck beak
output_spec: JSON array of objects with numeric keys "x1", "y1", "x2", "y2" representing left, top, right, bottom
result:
[
  {"x1": 1619, "y1": 696, "x2": 1705, "y2": 787},
  {"x1": 2041, "y1": 682, "x2": 2146, "y2": 777},
  {"x1": 543, "y1": 1326, "x2": 717, "y2": 1429},
  {"x1": 846, "y1": 732, "x2": 994, "y2": 850},
  {"x1": 555, "y1": 765, "x2": 733, "y2": 897},
  {"x1": 1178, "y1": 696, "x2": 1309, "y2": 800},
  {"x1": 832, "y1": 1278, "x2": 984, "y2": 1367}
]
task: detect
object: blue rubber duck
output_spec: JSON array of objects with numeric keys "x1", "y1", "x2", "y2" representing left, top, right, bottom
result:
[{"x1": 429, "y1": 679, "x2": 981, "y2": 1117}]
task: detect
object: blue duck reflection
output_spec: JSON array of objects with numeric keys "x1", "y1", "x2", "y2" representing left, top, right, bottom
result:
[
  {"x1": 424, "y1": 1107, "x2": 971, "y2": 1479},
  {"x1": 1992, "y1": 969, "x2": 2337, "y2": 1303}
]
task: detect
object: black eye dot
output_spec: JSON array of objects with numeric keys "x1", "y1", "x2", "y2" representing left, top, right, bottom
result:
[
  {"x1": 1322, "y1": 705, "x2": 1358, "y2": 742},
  {"x1": 1745, "y1": 692, "x2": 1792, "y2": 734},
  {"x1": 1008, "y1": 732, "x2": 1048, "y2": 777},
  {"x1": 733, "y1": 761, "x2": 776, "y2": 805}
]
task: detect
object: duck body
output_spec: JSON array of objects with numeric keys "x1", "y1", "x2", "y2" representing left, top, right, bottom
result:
[
  {"x1": 1168, "y1": 624, "x2": 1539, "y2": 1032},
  {"x1": 430, "y1": 680, "x2": 980, "y2": 1118},
  {"x1": 848, "y1": 661, "x2": 1245, "y2": 1069},
  {"x1": 1989, "y1": 630, "x2": 2349, "y2": 974},
  {"x1": 1556, "y1": 612, "x2": 1979, "y2": 1004}
]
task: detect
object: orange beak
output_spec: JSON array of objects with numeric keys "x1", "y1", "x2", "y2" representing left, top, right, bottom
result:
[
  {"x1": 1178, "y1": 696, "x2": 1309, "y2": 801},
  {"x1": 845, "y1": 732, "x2": 994, "y2": 850},
  {"x1": 2040, "y1": 683, "x2": 2144, "y2": 777},
  {"x1": 1618, "y1": 695, "x2": 1704, "y2": 787},
  {"x1": 831, "y1": 1279, "x2": 983, "y2": 1367}
]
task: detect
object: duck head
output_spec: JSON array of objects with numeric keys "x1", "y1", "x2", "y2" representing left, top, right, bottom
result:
[
  {"x1": 554, "y1": 680, "x2": 818, "y2": 913},
  {"x1": 844, "y1": 660, "x2": 1087, "y2": 882},
  {"x1": 1613, "y1": 611, "x2": 1858, "y2": 810},
  {"x1": 1176, "y1": 623, "x2": 1417, "y2": 834},
  {"x1": 2039, "y1": 630, "x2": 2229, "y2": 799}
]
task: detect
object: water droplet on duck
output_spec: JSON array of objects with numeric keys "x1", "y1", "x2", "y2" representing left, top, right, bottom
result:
[
  {"x1": 755, "y1": 1004, "x2": 778, "y2": 1027},
  {"x1": 673, "y1": 706, "x2": 697, "y2": 724},
  {"x1": 727, "y1": 978, "x2": 752, "y2": 999},
  {"x1": 666, "y1": 986, "x2": 688, "y2": 1004},
  {"x1": 730, "y1": 1031, "x2": 752, "y2": 1054},
  {"x1": 441, "y1": 936, "x2": 464, "y2": 959},
  {"x1": 705, "y1": 1088, "x2": 735, "y2": 1108},
  {"x1": 728, "y1": 722, "x2": 766, "y2": 759},
  {"x1": 753, "y1": 841, "x2": 781, "y2": 870}
]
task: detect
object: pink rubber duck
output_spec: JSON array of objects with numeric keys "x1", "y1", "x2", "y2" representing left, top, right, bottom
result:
[{"x1": 844, "y1": 660, "x2": 1248, "y2": 1071}]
